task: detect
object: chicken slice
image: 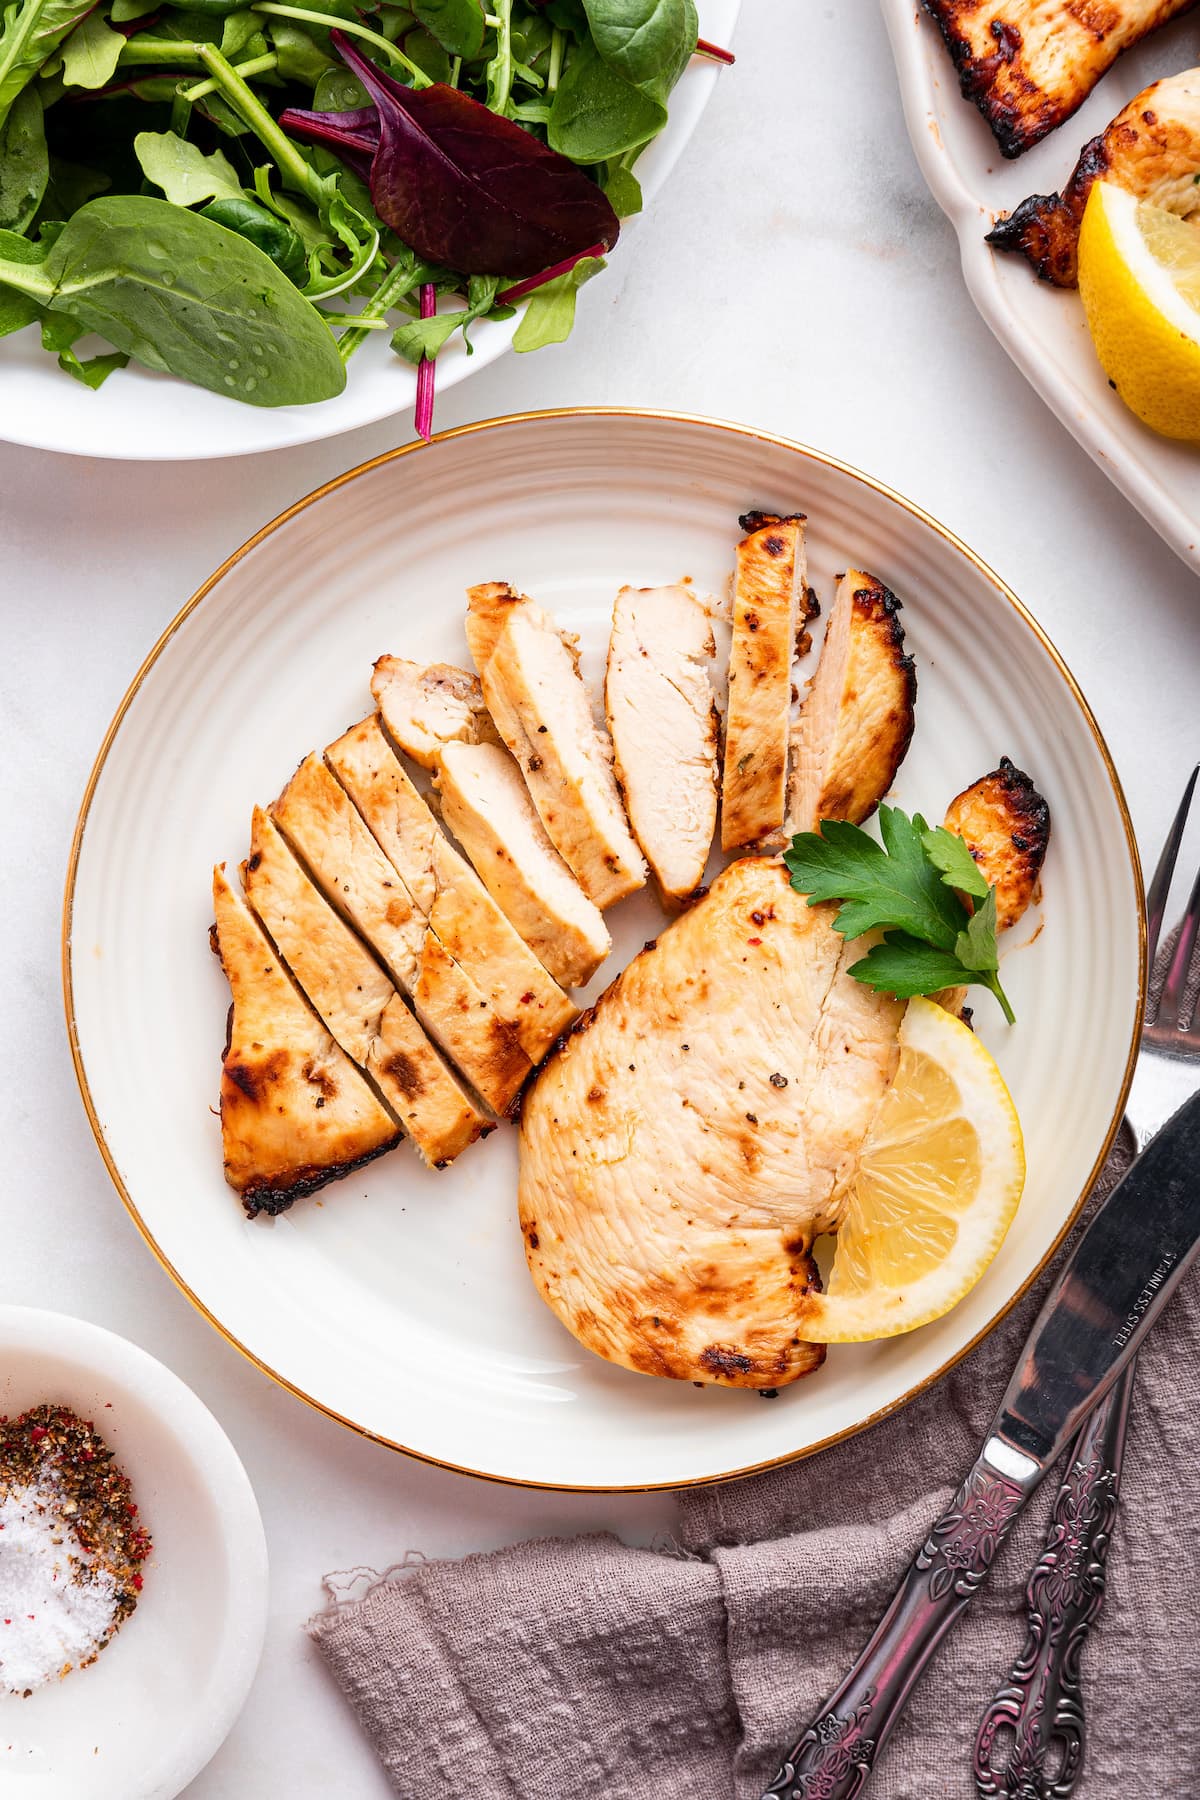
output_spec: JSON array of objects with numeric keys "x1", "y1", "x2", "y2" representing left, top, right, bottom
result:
[
  {"x1": 604, "y1": 584, "x2": 720, "y2": 906},
  {"x1": 479, "y1": 606, "x2": 647, "y2": 908},
  {"x1": 924, "y1": 0, "x2": 1194, "y2": 159},
  {"x1": 721, "y1": 512, "x2": 816, "y2": 852},
  {"x1": 783, "y1": 570, "x2": 916, "y2": 838},
  {"x1": 326, "y1": 715, "x2": 576, "y2": 1061},
  {"x1": 518, "y1": 857, "x2": 905, "y2": 1387},
  {"x1": 987, "y1": 70, "x2": 1200, "y2": 285},
  {"x1": 241, "y1": 808, "x2": 488, "y2": 1167},
  {"x1": 211, "y1": 864, "x2": 400, "y2": 1216},
  {"x1": 272, "y1": 754, "x2": 531, "y2": 1112},
  {"x1": 464, "y1": 580, "x2": 539, "y2": 671},
  {"x1": 370, "y1": 657, "x2": 500, "y2": 770},
  {"x1": 944, "y1": 757, "x2": 1051, "y2": 931},
  {"x1": 435, "y1": 741, "x2": 611, "y2": 989}
]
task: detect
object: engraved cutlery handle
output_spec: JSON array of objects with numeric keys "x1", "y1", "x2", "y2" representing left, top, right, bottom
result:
[
  {"x1": 761, "y1": 1455, "x2": 1032, "y2": 1800},
  {"x1": 973, "y1": 1365, "x2": 1133, "y2": 1800}
]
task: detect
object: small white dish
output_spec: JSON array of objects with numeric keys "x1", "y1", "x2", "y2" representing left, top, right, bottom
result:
[
  {"x1": 0, "y1": 1307, "x2": 267, "y2": 1800},
  {"x1": 0, "y1": 0, "x2": 738, "y2": 462},
  {"x1": 63, "y1": 408, "x2": 1143, "y2": 1491},
  {"x1": 880, "y1": 0, "x2": 1200, "y2": 574}
]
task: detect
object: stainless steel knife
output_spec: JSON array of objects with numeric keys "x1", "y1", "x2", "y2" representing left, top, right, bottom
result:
[{"x1": 760, "y1": 1086, "x2": 1200, "y2": 1800}]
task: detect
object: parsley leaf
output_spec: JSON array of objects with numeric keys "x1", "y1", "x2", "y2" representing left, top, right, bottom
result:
[{"x1": 784, "y1": 807, "x2": 1016, "y2": 1022}]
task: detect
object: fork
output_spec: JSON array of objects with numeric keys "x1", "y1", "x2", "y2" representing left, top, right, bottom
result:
[{"x1": 973, "y1": 766, "x2": 1200, "y2": 1800}]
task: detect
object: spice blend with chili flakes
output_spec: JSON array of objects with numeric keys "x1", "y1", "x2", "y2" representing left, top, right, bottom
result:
[{"x1": 0, "y1": 1404, "x2": 151, "y2": 1696}]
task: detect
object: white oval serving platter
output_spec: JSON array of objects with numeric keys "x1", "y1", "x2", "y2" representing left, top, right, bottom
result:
[
  {"x1": 880, "y1": 0, "x2": 1200, "y2": 574},
  {"x1": 64, "y1": 408, "x2": 1143, "y2": 1489}
]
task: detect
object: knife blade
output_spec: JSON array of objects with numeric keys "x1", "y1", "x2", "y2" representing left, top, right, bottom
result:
[{"x1": 760, "y1": 1088, "x2": 1200, "y2": 1800}]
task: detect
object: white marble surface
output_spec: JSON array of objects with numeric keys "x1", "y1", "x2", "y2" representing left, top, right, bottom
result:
[{"x1": 1, "y1": 3, "x2": 1197, "y2": 1794}]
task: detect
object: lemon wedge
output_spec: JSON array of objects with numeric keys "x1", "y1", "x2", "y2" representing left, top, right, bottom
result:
[
  {"x1": 800, "y1": 997, "x2": 1025, "y2": 1343},
  {"x1": 1078, "y1": 180, "x2": 1200, "y2": 441}
]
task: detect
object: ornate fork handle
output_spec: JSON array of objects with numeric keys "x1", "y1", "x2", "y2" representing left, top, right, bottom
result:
[
  {"x1": 974, "y1": 1365, "x2": 1133, "y2": 1799},
  {"x1": 762, "y1": 1454, "x2": 1034, "y2": 1800}
]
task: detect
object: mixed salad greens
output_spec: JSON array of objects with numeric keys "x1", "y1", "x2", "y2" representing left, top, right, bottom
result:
[{"x1": 0, "y1": 0, "x2": 727, "y2": 420}]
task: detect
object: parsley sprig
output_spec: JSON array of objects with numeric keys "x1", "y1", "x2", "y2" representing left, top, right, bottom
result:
[{"x1": 783, "y1": 806, "x2": 1016, "y2": 1023}]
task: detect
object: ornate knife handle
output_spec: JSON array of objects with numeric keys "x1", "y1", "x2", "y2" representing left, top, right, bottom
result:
[
  {"x1": 761, "y1": 1454, "x2": 1033, "y2": 1800},
  {"x1": 974, "y1": 1365, "x2": 1133, "y2": 1800}
]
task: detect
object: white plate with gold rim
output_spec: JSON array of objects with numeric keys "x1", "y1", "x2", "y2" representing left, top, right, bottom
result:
[
  {"x1": 880, "y1": 1, "x2": 1200, "y2": 573},
  {"x1": 64, "y1": 409, "x2": 1143, "y2": 1491},
  {"x1": 0, "y1": 3, "x2": 738, "y2": 462}
]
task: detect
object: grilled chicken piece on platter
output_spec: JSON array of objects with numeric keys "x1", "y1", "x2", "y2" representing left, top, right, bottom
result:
[
  {"x1": 326, "y1": 716, "x2": 575, "y2": 1060},
  {"x1": 370, "y1": 656, "x2": 500, "y2": 769},
  {"x1": 273, "y1": 754, "x2": 531, "y2": 1112},
  {"x1": 944, "y1": 758, "x2": 1051, "y2": 930},
  {"x1": 605, "y1": 584, "x2": 720, "y2": 907},
  {"x1": 988, "y1": 69, "x2": 1200, "y2": 284},
  {"x1": 211, "y1": 865, "x2": 401, "y2": 1215},
  {"x1": 519, "y1": 857, "x2": 907, "y2": 1387},
  {"x1": 721, "y1": 513, "x2": 816, "y2": 852},
  {"x1": 924, "y1": 0, "x2": 1196, "y2": 158},
  {"x1": 435, "y1": 741, "x2": 611, "y2": 988},
  {"x1": 241, "y1": 808, "x2": 488, "y2": 1167},
  {"x1": 782, "y1": 570, "x2": 916, "y2": 839}
]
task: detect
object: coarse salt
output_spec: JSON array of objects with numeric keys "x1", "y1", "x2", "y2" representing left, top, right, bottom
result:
[{"x1": 0, "y1": 1480, "x2": 118, "y2": 1695}]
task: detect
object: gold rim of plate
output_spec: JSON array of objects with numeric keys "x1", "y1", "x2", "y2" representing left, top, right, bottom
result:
[{"x1": 60, "y1": 407, "x2": 1147, "y2": 1493}]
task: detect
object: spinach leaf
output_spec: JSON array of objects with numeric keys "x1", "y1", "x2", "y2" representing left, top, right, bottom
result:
[
  {"x1": 268, "y1": 18, "x2": 335, "y2": 83},
  {"x1": 581, "y1": 0, "x2": 691, "y2": 91},
  {"x1": 602, "y1": 159, "x2": 640, "y2": 216},
  {"x1": 400, "y1": 23, "x2": 451, "y2": 83},
  {"x1": 0, "y1": 0, "x2": 96, "y2": 129},
  {"x1": 220, "y1": 8, "x2": 265, "y2": 55},
  {"x1": 311, "y1": 63, "x2": 368, "y2": 110},
  {"x1": 411, "y1": 0, "x2": 483, "y2": 58},
  {"x1": 110, "y1": 0, "x2": 158, "y2": 20},
  {"x1": 0, "y1": 194, "x2": 346, "y2": 402},
  {"x1": 547, "y1": 35, "x2": 663, "y2": 161},
  {"x1": 37, "y1": 152, "x2": 109, "y2": 220},
  {"x1": 41, "y1": 303, "x2": 129, "y2": 385},
  {"x1": 58, "y1": 7, "x2": 123, "y2": 87},
  {"x1": 201, "y1": 192, "x2": 307, "y2": 280},
  {"x1": 134, "y1": 130, "x2": 245, "y2": 205},
  {"x1": 0, "y1": 85, "x2": 46, "y2": 231},
  {"x1": 0, "y1": 219, "x2": 43, "y2": 329},
  {"x1": 512, "y1": 249, "x2": 600, "y2": 350}
]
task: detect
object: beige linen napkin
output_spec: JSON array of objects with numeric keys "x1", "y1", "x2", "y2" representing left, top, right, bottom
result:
[{"x1": 310, "y1": 1136, "x2": 1200, "y2": 1798}]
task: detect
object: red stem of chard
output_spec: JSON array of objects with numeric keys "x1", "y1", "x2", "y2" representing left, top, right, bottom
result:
[
  {"x1": 497, "y1": 241, "x2": 606, "y2": 306},
  {"x1": 414, "y1": 282, "x2": 437, "y2": 443},
  {"x1": 694, "y1": 37, "x2": 735, "y2": 64}
]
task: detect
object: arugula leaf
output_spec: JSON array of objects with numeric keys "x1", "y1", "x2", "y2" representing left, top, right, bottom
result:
[
  {"x1": 785, "y1": 807, "x2": 1016, "y2": 1022},
  {"x1": 41, "y1": 304, "x2": 129, "y2": 385},
  {"x1": 0, "y1": 0, "x2": 95, "y2": 129},
  {"x1": 512, "y1": 250, "x2": 601, "y2": 350},
  {"x1": 0, "y1": 85, "x2": 45, "y2": 232},
  {"x1": 922, "y1": 824, "x2": 990, "y2": 901},
  {"x1": 58, "y1": 7, "x2": 123, "y2": 87},
  {"x1": 134, "y1": 131, "x2": 245, "y2": 207}
]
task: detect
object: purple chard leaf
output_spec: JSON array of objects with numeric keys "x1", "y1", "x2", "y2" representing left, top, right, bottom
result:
[{"x1": 282, "y1": 31, "x2": 620, "y2": 280}]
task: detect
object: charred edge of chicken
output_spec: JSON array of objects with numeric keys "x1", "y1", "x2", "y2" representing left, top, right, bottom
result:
[
  {"x1": 986, "y1": 129, "x2": 1115, "y2": 285},
  {"x1": 238, "y1": 1139, "x2": 399, "y2": 1219},
  {"x1": 850, "y1": 573, "x2": 918, "y2": 759},
  {"x1": 920, "y1": 4, "x2": 1076, "y2": 159},
  {"x1": 946, "y1": 756, "x2": 1051, "y2": 928},
  {"x1": 738, "y1": 509, "x2": 807, "y2": 535}
]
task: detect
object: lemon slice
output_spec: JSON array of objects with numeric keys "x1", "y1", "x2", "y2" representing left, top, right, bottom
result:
[
  {"x1": 1078, "y1": 180, "x2": 1200, "y2": 441},
  {"x1": 800, "y1": 997, "x2": 1025, "y2": 1343}
]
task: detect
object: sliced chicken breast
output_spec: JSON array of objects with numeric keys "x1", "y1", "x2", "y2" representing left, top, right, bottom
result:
[
  {"x1": 272, "y1": 754, "x2": 531, "y2": 1113},
  {"x1": 479, "y1": 605, "x2": 646, "y2": 908},
  {"x1": 605, "y1": 583, "x2": 720, "y2": 906},
  {"x1": 519, "y1": 857, "x2": 905, "y2": 1387},
  {"x1": 924, "y1": 0, "x2": 1194, "y2": 159},
  {"x1": 211, "y1": 864, "x2": 400, "y2": 1215},
  {"x1": 464, "y1": 580, "x2": 539, "y2": 671},
  {"x1": 721, "y1": 512, "x2": 816, "y2": 852},
  {"x1": 988, "y1": 70, "x2": 1200, "y2": 285},
  {"x1": 241, "y1": 808, "x2": 488, "y2": 1167},
  {"x1": 370, "y1": 657, "x2": 500, "y2": 770},
  {"x1": 436, "y1": 741, "x2": 611, "y2": 989},
  {"x1": 944, "y1": 757, "x2": 1051, "y2": 931},
  {"x1": 784, "y1": 570, "x2": 916, "y2": 837},
  {"x1": 326, "y1": 715, "x2": 576, "y2": 1061}
]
